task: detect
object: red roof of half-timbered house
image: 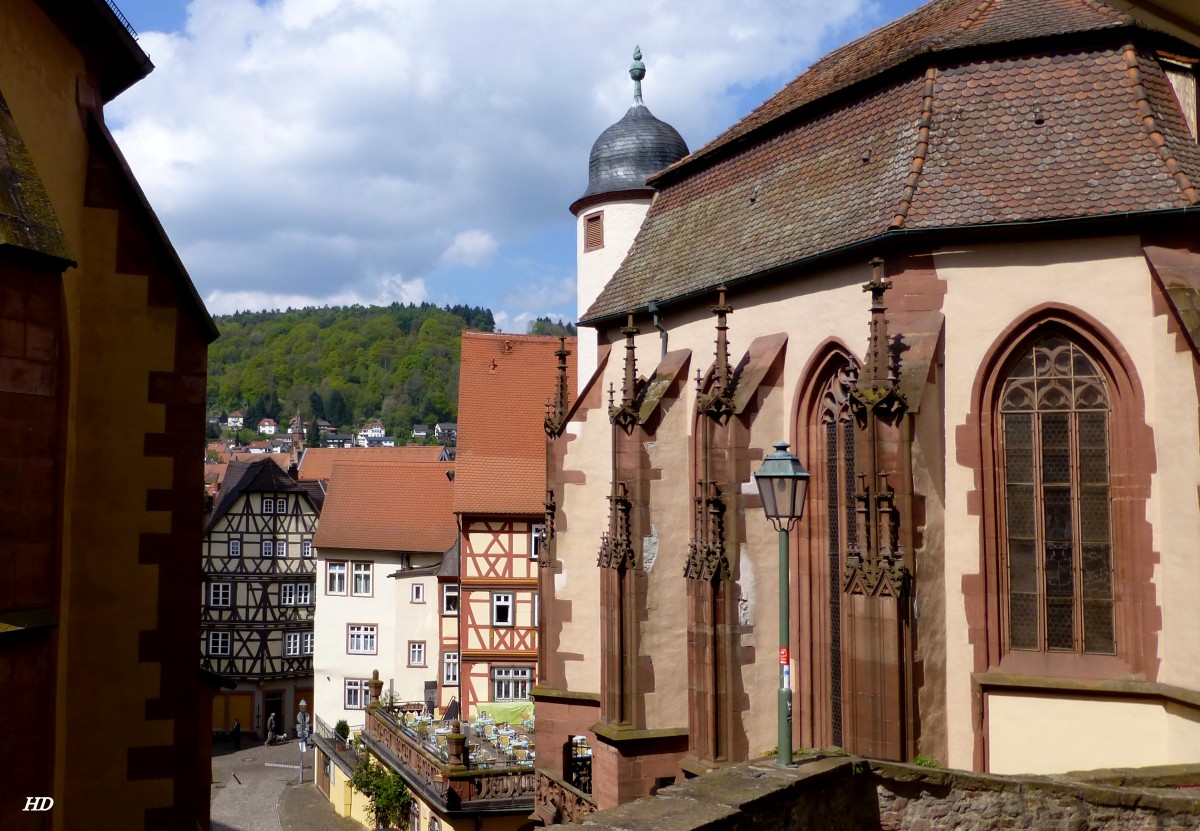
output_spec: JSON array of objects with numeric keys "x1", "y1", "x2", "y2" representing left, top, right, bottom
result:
[
  {"x1": 453, "y1": 332, "x2": 577, "y2": 516},
  {"x1": 296, "y1": 445, "x2": 443, "y2": 483},
  {"x1": 314, "y1": 459, "x2": 458, "y2": 552}
]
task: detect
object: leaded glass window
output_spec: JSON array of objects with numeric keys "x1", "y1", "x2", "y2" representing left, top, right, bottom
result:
[
  {"x1": 819, "y1": 364, "x2": 857, "y2": 746},
  {"x1": 1000, "y1": 335, "x2": 1114, "y2": 655}
]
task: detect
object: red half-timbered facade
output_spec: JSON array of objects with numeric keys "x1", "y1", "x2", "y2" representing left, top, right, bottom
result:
[{"x1": 454, "y1": 332, "x2": 575, "y2": 721}]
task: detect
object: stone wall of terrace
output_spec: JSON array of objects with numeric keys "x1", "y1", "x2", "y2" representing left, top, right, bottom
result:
[{"x1": 550, "y1": 755, "x2": 1200, "y2": 830}]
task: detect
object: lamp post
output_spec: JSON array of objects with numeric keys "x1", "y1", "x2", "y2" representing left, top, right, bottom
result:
[
  {"x1": 753, "y1": 441, "x2": 810, "y2": 767},
  {"x1": 296, "y1": 699, "x2": 310, "y2": 783}
]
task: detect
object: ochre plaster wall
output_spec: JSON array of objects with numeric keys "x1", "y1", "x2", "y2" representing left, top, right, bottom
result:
[
  {"x1": 570, "y1": 234, "x2": 1200, "y2": 780},
  {"x1": 0, "y1": 6, "x2": 215, "y2": 827},
  {"x1": 551, "y1": 390, "x2": 611, "y2": 694},
  {"x1": 937, "y1": 236, "x2": 1200, "y2": 770},
  {"x1": 988, "y1": 693, "x2": 1200, "y2": 774}
]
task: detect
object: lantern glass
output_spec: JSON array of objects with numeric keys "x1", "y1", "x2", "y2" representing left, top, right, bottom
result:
[{"x1": 753, "y1": 442, "x2": 811, "y2": 528}]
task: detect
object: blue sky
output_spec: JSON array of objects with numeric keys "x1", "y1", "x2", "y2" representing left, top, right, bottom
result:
[{"x1": 107, "y1": 0, "x2": 925, "y2": 330}]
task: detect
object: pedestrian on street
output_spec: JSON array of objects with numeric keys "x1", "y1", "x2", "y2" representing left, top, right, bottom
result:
[
  {"x1": 232, "y1": 719, "x2": 241, "y2": 751},
  {"x1": 265, "y1": 712, "x2": 276, "y2": 746}
]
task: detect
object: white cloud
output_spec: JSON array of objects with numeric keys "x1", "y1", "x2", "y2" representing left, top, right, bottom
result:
[
  {"x1": 204, "y1": 273, "x2": 427, "y2": 315},
  {"x1": 440, "y1": 230, "x2": 498, "y2": 267},
  {"x1": 109, "y1": 0, "x2": 887, "y2": 323}
]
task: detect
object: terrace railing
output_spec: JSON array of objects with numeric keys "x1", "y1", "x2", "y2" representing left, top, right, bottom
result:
[
  {"x1": 362, "y1": 705, "x2": 536, "y2": 812},
  {"x1": 534, "y1": 767, "x2": 597, "y2": 826}
]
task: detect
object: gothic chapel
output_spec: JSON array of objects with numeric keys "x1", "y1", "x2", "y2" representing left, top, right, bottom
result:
[{"x1": 534, "y1": 0, "x2": 1200, "y2": 820}]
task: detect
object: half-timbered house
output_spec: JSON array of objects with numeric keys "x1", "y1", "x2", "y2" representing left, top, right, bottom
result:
[
  {"x1": 202, "y1": 458, "x2": 321, "y2": 737},
  {"x1": 311, "y1": 458, "x2": 457, "y2": 728},
  {"x1": 538, "y1": 0, "x2": 1200, "y2": 820},
  {"x1": 454, "y1": 332, "x2": 576, "y2": 722}
]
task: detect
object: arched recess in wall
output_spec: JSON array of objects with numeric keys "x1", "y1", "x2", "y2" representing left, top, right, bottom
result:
[
  {"x1": 791, "y1": 339, "x2": 861, "y2": 751},
  {"x1": 963, "y1": 305, "x2": 1158, "y2": 684}
]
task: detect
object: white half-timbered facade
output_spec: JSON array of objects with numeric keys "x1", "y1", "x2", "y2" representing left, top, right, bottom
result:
[{"x1": 202, "y1": 458, "x2": 322, "y2": 737}]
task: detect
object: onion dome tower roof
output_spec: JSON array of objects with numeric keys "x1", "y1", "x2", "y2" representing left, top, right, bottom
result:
[{"x1": 575, "y1": 48, "x2": 689, "y2": 208}]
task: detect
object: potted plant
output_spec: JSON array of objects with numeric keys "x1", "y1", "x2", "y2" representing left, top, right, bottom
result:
[{"x1": 335, "y1": 719, "x2": 351, "y2": 750}]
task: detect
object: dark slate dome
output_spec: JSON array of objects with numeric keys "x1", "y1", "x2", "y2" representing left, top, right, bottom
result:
[{"x1": 579, "y1": 48, "x2": 689, "y2": 202}]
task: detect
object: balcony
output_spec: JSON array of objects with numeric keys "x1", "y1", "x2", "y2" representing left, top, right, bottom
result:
[
  {"x1": 361, "y1": 705, "x2": 536, "y2": 814},
  {"x1": 312, "y1": 714, "x2": 363, "y2": 774}
]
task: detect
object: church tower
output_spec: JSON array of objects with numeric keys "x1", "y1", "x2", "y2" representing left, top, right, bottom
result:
[{"x1": 571, "y1": 47, "x2": 688, "y2": 386}]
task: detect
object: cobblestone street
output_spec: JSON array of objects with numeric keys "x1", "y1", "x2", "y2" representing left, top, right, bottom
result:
[{"x1": 211, "y1": 740, "x2": 361, "y2": 831}]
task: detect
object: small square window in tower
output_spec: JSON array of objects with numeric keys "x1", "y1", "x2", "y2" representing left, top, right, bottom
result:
[{"x1": 584, "y1": 211, "x2": 604, "y2": 252}]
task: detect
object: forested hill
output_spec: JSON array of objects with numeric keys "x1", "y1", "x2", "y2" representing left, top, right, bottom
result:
[{"x1": 207, "y1": 303, "x2": 496, "y2": 437}]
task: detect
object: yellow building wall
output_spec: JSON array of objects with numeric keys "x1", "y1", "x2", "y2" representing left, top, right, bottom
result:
[
  {"x1": 988, "y1": 693, "x2": 1200, "y2": 774},
  {"x1": 0, "y1": 2, "x2": 211, "y2": 827}
]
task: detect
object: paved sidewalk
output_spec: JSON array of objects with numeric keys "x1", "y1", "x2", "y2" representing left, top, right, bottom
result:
[{"x1": 211, "y1": 739, "x2": 362, "y2": 831}]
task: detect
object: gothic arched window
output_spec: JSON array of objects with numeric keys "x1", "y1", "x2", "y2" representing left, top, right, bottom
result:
[{"x1": 999, "y1": 334, "x2": 1113, "y2": 655}]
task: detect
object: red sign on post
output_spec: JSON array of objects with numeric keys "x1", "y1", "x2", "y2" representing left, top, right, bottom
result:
[{"x1": 779, "y1": 647, "x2": 789, "y2": 665}]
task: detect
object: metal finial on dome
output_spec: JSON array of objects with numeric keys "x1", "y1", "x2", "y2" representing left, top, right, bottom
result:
[{"x1": 630, "y1": 46, "x2": 646, "y2": 105}]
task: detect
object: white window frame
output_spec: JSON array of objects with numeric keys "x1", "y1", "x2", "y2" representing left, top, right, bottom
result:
[
  {"x1": 276, "y1": 497, "x2": 287, "y2": 514},
  {"x1": 442, "y1": 651, "x2": 459, "y2": 685},
  {"x1": 408, "y1": 641, "x2": 426, "y2": 667},
  {"x1": 297, "y1": 582, "x2": 312, "y2": 606},
  {"x1": 285, "y1": 632, "x2": 301, "y2": 656},
  {"x1": 345, "y1": 678, "x2": 370, "y2": 710},
  {"x1": 302, "y1": 631, "x2": 314, "y2": 655},
  {"x1": 492, "y1": 592, "x2": 514, "y2": 627},
  {"x1": 276, "y1": 539, "x2": 287, "y2": 558},
  {"x1": 229, "y1": 539, "x2": 242, "y2": 558},
  {"x1": 348, "y1": 624, "x2": 377, "y2": 655},
  {"x1": 302, "y1": 540, "x2": 313, "y2": 558},
  {"x1": 280, "y1": 584, "x2": 296, "y2": 606},
  {"x1": 210, "y1": 582, "x2": 232, "y2": 608},
  {"x1": 262, "y1": 540, "x2": 274, "y2": 558},
  {"x1": 263, "y1": 497, "x2": 274, "y2": 515},
  {"x1": 531, "y1": 523, "x2": 545, "y2": 560},
  {"x1": 492, "y1": 666, "x2": 532, "y2": 701},
  {"x1": 442, "y1": 584, "x2": 459, "y2": 616},
  {"x1": 352, "y1": 562, "x2": 373, "y2": 596},
  {"x1": 327, "y1": 562, "x2": 347, "y2": 595},
  {"x1": 411, "y1": 583, "x2": 425, "y2": 603},
  {"x1": 208, "y1": 631, "x2": 231, "y2": 657}
]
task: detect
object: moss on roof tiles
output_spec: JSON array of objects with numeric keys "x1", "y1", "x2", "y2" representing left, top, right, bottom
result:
[{"x1": 0, "y1": 92, "x2": 73, "y2": 267}]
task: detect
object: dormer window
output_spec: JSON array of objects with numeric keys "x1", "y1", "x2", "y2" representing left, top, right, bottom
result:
[
  {"x1": 584, "y1": 211, "x2": 604, "y2": 252},
  {"x1": 1162, "y1": 54, "x2": 1198, "y2": 142}
]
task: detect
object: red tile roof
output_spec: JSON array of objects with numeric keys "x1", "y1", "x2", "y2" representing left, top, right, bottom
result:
[
  {"x1": 297, "y1": 445, "x2": 443, "y2": 482},
  {"x1": 453, "y1": 332, "x2": 577, "y2": 515},
  {"x1": 584, "y1": 0, "x2": 1200, "y2": 322},
  {"x1": 228, "y1": 452, "x2": 290, "y2": 469},
  {"x1": 313, "y1": 460, "x2": 458, "y2": 553}
]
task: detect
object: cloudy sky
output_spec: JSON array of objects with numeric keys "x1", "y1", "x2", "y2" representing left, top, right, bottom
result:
[{"x1": 108, "y1": 0, "x2": 923, "y2": 331}]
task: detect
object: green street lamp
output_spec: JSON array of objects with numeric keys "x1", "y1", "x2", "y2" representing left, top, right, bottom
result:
[{"x1": 753, "y1": 441, "x2": 811, "y2": 767}]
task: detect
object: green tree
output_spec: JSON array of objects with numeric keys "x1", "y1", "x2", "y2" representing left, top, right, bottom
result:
[
  {"x1": 305, "y1": 419, "x2": 321, "y2": 449},
  {"x1": 350, "y1": 755, "x2": 412, "y2": 829}
]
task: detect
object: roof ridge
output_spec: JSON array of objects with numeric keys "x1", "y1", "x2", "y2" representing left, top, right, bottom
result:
[
  {"x1": 1123, "y1": 43, "x2": 1200, "y2": 205},
  {"x1": 891, "y1": 66, "x2": 940, "y2": 229},
  {"x1": 950, "y1": 0, "x2": 998, "y2": 40}
]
